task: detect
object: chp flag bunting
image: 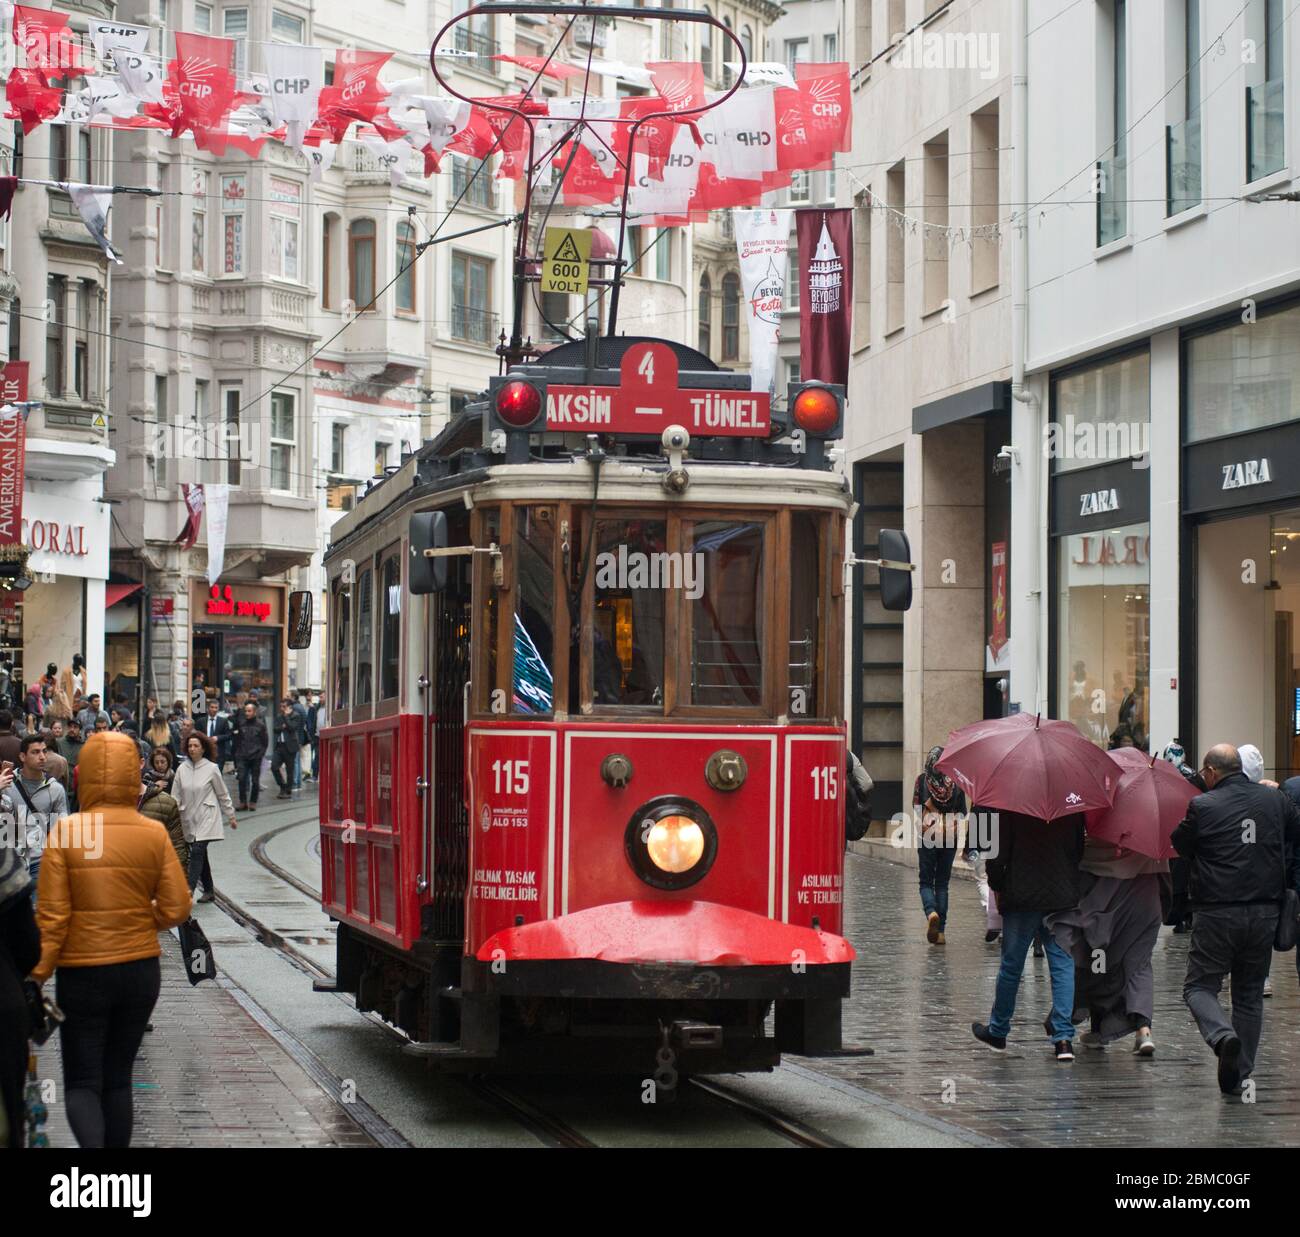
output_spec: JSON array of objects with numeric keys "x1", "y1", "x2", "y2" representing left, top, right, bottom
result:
[
  {"x1": 733, "y1": 208, "x2": 791, "y2": 399},
  {"x1": 797, "y1": 208, "x2": 852, "y2": 387},
  {"x1": 88, "y1": 20, "x2": 151, "y2": 63},
  {"x1": 171, "y1": 33, "x2": 238, "y2": 153},
  {"x1": 264, "y1": 42, "x2": 324, "y2": 151},
  {"x1": 176, "y1": 483, "x2": 206, "y2": 551},
  {"x1": 65, "y1": 184, "x2": 123, "y2": 263},
  {"x1": 0, "y1": 399, "x2": 26, "y2": 547}
]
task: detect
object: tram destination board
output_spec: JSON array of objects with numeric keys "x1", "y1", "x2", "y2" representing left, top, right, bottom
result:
[{"x1": 544, "y1": 342, "x2": 771, "y2": 437}]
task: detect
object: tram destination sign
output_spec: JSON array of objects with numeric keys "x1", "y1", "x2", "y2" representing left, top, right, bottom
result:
[{"x1": 544, "y1": 342, "x2": 771, "y2": 438}]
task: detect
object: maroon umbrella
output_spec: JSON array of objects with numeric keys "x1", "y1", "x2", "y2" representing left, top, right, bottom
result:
[
  {"x1": 934, "y1": 713, "x2": 1119, "y2": 821},
  {"x1": 1083, "y1": 746, "x2": 1197, "y2": 860}
]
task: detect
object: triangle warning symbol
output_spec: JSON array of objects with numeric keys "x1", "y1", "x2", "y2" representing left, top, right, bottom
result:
[{"x1": 553, "y1": 233, "x2": 583, "y2": 263}]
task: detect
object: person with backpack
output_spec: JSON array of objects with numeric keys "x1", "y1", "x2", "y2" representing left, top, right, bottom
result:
[
  {"x1": 845, "y1": 749, "x2": 873, "y2": 842},
  {"x1": 2, "y1": 734, "x2": 70, "y2": 891},
  {"x1": 913, "y1": 746, "x2": 967, "y2": 945}
]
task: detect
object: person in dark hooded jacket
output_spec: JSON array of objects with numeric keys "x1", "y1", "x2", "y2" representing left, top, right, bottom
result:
[
  {"x1": 912, "y1": 746, "x2": 966, "y2": 945},
  {"x1": 0, "y1": 825, "x2": 39, "y2": 1148},
  {"x1": 972, "y1": 810, "x2": 1085, "y2": 1061}
]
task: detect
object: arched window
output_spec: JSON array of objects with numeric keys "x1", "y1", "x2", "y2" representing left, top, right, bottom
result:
[
  {"x1": 700, "y1": 5, "x2": 714, "y2": 79},
  {"x1": 348, "y1": 218, "x2": 376, "y2": 312},
  {"x1": 722, "y1": 16, "x2": 734, "y2": 86},
  {"x1": 741, "y1": 24, "x2": 753, "y2": 62},
  {"x1": 395, "y1": 220, "x2": 417, "y2": 313},
  {"x1": 698, "y1": 273, "x2": 712, "y2": 356},
  {"x1": 722, "y1": 272, "x2": 740, "y2": 360}
]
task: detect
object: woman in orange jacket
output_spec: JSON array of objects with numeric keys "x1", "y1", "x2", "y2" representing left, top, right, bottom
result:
[{"x1": 32, "y1": 731, "x2": 191, "y2": 1148}]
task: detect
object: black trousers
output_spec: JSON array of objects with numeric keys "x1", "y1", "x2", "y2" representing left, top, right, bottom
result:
[
  {"x1": 55, "y1": 957, "x2": 161, "y2": 1148},
  {"x1": 271, "y1": 745, "x2": 295, "y2": 791},
  {"x1": 186, "y1": 839, "x2": 213, "y2": 893}
]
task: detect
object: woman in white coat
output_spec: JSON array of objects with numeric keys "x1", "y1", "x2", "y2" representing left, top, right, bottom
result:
[{"x1": 172, "y1": 732, "x2": 236, "y2": 902}]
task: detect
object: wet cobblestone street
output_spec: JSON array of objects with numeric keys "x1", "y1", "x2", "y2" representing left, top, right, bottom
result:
[{"x1": 802, "y1": 851, "x2": 1300, "y2": 1147}]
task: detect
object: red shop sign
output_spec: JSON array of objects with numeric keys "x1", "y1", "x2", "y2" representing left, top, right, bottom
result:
[{"x1": 206, "y1": 583, "x2": 271, "y2": 622}]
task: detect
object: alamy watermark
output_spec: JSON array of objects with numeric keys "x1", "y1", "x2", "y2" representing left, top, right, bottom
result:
[
  {"x1": 891, "y1": 29, "x2": 1000, "y2": 81},
  {"x1": 889, "y1": 809, "x2": 1001, "y2": 858},
  {"x1": 594, "y1": 545, "x2": 705, "y2": 600},
  {"x1": 1043, "y1": 416, "x2": 1151, "y2": 470}
]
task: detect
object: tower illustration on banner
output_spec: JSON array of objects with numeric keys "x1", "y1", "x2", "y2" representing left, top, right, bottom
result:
[{"x1": 809, "y1": 214, "x2": 843, "y2": 315}]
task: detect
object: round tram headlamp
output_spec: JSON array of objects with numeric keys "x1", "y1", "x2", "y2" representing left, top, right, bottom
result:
[
  {"x1": 792, "y1": 385, "x2": 839, "y2": 436},
  {"x1": 625, "y1": 796, "x2": 718, "y2": 891},
  {"x1": 495, "y1": 379, "x2": 543, "y2": 428}
]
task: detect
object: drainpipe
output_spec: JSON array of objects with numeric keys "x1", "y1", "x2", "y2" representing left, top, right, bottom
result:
[{"x1": 1010, "y1": 0, "x2": 1045, "y2": 716}]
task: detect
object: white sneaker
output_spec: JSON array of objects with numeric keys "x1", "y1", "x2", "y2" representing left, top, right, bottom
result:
[
  {"x1": 1134, "y1": 1028, "x2": 1155, "y2": 1056},
  {"x1": 1264, "y1": 976, "x2": 1273, "y2": 998}
]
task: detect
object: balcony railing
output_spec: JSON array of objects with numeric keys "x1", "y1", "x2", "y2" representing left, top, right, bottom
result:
[
  {"x1": 451, "y1": 160, "x2": 495, "y2": 209},
  {"x1": 454, "y1": 24, "x2": 500, "y2": 60},
  {"x1": 451, "y1": 304, "x2": 499, "y2": 346},
  {"x1": 1166, "y1": 115, "x2": 1202, "y2": 215},
  {"x1": 1096, "y1": 153, "x2": 1127, "y2": 247},
  {"x1": 1247, "y1": 78, "x2": 1285, "y2": 182}
]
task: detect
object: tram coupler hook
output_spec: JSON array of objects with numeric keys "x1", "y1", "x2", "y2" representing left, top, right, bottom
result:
[{"x1": 653, "y1": 1023, "x2": 679, "y2": 1096}]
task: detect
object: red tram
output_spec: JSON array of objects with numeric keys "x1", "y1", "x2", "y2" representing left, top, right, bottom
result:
[{"x1": 303, "y1": 334, "x2": 914, "y2": 1086}]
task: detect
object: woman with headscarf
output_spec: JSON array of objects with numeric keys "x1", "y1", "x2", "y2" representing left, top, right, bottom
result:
[
  {"x1": 912, "y1": 745, "x2": 967, "y2": 945},
  {"x1": 0, "y1": 762, "x2": 40, "y2": 1147}
]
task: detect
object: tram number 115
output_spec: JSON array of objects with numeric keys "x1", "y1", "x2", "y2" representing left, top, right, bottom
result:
[
  {"x1": 810, "y1": 766, "x2": 839, "y2": 801},
  {"x1": 492, "y1": 759, "x2": 531, "y2": 795}
]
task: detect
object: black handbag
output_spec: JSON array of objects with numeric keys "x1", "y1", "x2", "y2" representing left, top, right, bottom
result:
[
  {"x1": 23, "y1": 980, "x2": 64, "y2": 1045},
  {"x1": 178, "y1": 917, "x2": 216, "y2": 984}
]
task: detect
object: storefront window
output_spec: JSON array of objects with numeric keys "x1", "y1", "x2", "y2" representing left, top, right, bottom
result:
[
  {"x1": 1052, "y1": 351, "x2": 1150, "y2": 472},
  {"x1": 355, "y1": 568, "x2": 374, "y2": 706},
  {"x1": 513, "y1": 507, "x2": 555, "y2": 714},
  {"x1": 689, "y1": 520, "x2": 764, "y2": 707},
  {"x1": 1057, "y1": 521, "x2": 1151, "y2": 750},
  {"x1": 1186, "y1": 303, "x2": 1300, "y2": 442},
  {"x1": 593, "y1": 519, "x2": 667, "y2": 707}
]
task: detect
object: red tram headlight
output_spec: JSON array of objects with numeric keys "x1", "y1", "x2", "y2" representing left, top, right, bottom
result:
[
  {"x1": 625, "y1": 797, "x2": 718, "y2": 891},
  {"x1": 495, "y1": 379, "x2": 543, "y2": 428},
  {"x1": 791, "y1": 385, "x2": 840, "y2": 436}
]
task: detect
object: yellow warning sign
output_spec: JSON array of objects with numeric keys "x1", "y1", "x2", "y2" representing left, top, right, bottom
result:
[
  {"x1": 92, "y1": 413, "x2": 106, "y2": 428},
  {"x1": 541, "y1": 227, "x2": 591, "y2": 296}
]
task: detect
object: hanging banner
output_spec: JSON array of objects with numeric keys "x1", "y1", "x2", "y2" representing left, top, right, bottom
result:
[
  {"x1": 205, "y1": 483, "x2": 229, "y2": 586},
  {"x1": 0, "y1": 404, "x2": 26, "y2": 546},
  {"x1": 264, "y1": 42, "x2": 323, "y2": 151},
  {"x1": 304, "y1": 138, "x2": 337, "y2": 183},
  {"x1": 176, "y1": 482, "x2": 205, "y2": 550},
  {"x1": 13, "y1": 5, "x2": 95, "y2": 82},
  {"x1": 2, "y1": 361, "x2": 29, "y2": 403},
  {"x1": 797, "y1": 208, "x2": 852, "y2": 386},
  {"x1": 734, "y1": 208, "x2": 791, "y2": 399},
  {"x1": 88, "y1": 20, "x2": 150, "y2": 62},
  {"x1": 171, "y1": 33, "x2": 238, "y2": 153},
  {"x1": 65, "y1": 183, "x2": 123, "y2": 263},
  {"x1": 115, "y1": 52, "x2": 167, "y2": 106},
  {"x1": 989, "y1": 541, "x2": 1008, "y2": 662},
  {"x1": 726, "y1": 61, "x2": 796, "y2": 89},
  {"x1": 703, "y1": 86, "x2": 777, "y2": 182},
  {"x1": 795, "y1": 61, "x2": 850, "y2": 168}
]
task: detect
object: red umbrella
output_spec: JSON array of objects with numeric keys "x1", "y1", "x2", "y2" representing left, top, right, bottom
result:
[
  {"x1": 1083, "y1": 746, "x2": 1197, "y2": 859},
  {"x1": 934, "y1": 713, "x2": 1119, "y2": 821}
]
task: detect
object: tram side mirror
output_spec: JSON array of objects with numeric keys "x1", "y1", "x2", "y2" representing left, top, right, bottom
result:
[
  {"x1": 287, "y1": 591, "x2": 313, "y2": 649},
  {"x1": 877, "y1": 528, "x2": 915, "y2": 613},
  {"x1": 409, "y1": 510, "x2": 449, "y2": 595}
]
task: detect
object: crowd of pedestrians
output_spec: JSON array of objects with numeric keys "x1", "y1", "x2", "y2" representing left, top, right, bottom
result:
[{"x1": 0, "y1": 657, "x2": 327, "y2": 1148}]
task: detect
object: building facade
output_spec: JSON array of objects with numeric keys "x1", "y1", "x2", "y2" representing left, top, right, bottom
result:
[
  {"x1": 844, "y1": 0, "x2": 1013, "y2": 821},
  {"x1": 1017, "y1": 0, "x2": 1300, "y2": 780}
]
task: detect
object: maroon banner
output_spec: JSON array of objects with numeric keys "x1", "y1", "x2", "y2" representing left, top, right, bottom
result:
[
  {"x1": 176, "y1": 482, "x2": 205, "y2": 550},
  {"x1": 0, "y1": 405, "x2": 26, "y2": 546},
  {"x1": 1, "y1": 361, "x2": 28, "y2": 404},
  {"x1": 797, "y1": 208, "x2": 853, "y2": 387}
]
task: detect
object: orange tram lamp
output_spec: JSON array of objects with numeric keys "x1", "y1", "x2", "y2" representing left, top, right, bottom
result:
[{"x1": 291, "y1": 333, "x2": 914, "y2": 1090}]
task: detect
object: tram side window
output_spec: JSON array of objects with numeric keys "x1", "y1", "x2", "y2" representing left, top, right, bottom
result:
[
  {"x1": 592, "y1": 519, "x2": 666, "y2": 707},
  {"x1": 379, "y1": 549, "x2": 401, "y2": 700},
  {"x1": 355, "y1": 567, "x2": 374, "y2": 706},
  {"x1": 789, "y1": 512, "x2": 823, "y2": 718},
  {"x1": 513, "y1": 506, "x2": 555, "y2": 714},
  {"x1": 688, "y1": 520, "x2": 765, "y2": 708},
  {"x1": 481, "y1": 507, "x2": 500, "y2": 710},
  {"x1": 333, "y1": 579, "x2": 351, "y2": 711}
]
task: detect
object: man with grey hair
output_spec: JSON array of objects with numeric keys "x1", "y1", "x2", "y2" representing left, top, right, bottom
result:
[{"x1": 1172, "y1": 743, "x2": 1300, "y2": 1094}]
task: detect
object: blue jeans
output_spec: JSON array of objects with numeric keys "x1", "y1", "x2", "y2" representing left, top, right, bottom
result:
[
  {"x1": 292, "y1": 750, "x2": 301, "y2": 789},
  {"x1": 918, "y1": 846, "x2": 957, "y2": 929},
  {"x1": 989, "y1": 910, "x2": 1075, "y2": 1041}
]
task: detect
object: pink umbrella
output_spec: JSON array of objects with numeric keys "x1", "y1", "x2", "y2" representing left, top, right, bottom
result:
[
  {"x1": 1083, "y1": 746, "x2": 1197, "y2": 860},
  {"x1": 935, "y1": 713, "x2": 1119, "y2": 821}
]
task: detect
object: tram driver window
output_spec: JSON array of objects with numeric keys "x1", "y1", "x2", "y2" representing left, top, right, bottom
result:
[
  {"x1": 355, "y1": 567, "x2": 374, "y2": 706},
  {"x1": 379, "y1": 550, "x2": 401, "y2": 700},
  {"x1": 513, "y1": 507, "x2": 555, "y2": 714},
  {"x1": 333, "y1": 579, "x2": 351, "y2": 711},
  {"x1": 688, "y1": 520, "x2": 765, "y2": 708},
  {"x1": 592, "y1": 519, "x2": 667, "y2": 707}
]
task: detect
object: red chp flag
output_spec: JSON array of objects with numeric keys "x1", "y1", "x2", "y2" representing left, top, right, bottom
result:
[
  {"x1": 13, "y1": 5, "x2": 96, "y2": 84},
  {"x1": 0, "y1": 396, "x2": 27, "y2": 547},
  {"x1": 5, "y1": 67, "x2": 65, "y2": 133},
  {"x1": 797, "y1": 209, "x2": 853, "y2": 387},
  {"x1": 176, "y1": 483, "x2": 206, "y2": 550},
  {"x1": 316, "y1": 49, "x2": 392, "y2": 142},
  {"x1": 795, "y1": 62, "x2": 850, "y2": 170},
  {"x1": 171, "y1": 33, "x2": 237, "y2": 154}
]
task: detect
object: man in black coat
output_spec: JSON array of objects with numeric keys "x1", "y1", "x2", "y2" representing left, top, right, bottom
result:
[
  {"x1": 972, "y1": 810, "x2": 1086, "y2": 1060},
  {"x1": 1173, "y1": 744, "x2": 1300, "y2": 1094},
  {"x1": 231, "y1": 700, "x2": 269, "y2": 811},
  {"x1": 270, "y1": 699, "x2": 306, "y2": 799},
  {"x1": 194, "y1": 698, "x2": 233, "y2": 769}
]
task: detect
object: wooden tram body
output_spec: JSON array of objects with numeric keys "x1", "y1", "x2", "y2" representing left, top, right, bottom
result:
[{"x1": 318, "y1": 337, "x2": 860, "y2": 1077}]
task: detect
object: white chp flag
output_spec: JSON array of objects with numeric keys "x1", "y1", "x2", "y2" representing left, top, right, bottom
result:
[
  {"x1": 725, "y1": 61, "x2": 796, "y2": 89},
  {"x1": 264, "y1": 43, "x2": 324, "y2": 151},
  {"x1": 416, "y1": 97, "x2": 470, "y2": 155},
  {"x1": 205, "y1": 483, "x2": 230, "y2": 587},
  {"x1": 304, "y1": 141, "x2": 337, "y2": 184},
  {"x1": 361, "y1": 133, "x2": 409, "y2": 189},
  {"x1": 115, "y1": 52, "x2": 166, "y2": 105},
  {"x1": 77, "y1": 77, "x2": 142, "y2": 122},
  {"x1": 547, "y1": 95, "x2": 620, "y2": 164},
  {"x1": 733, "y1": 208, "x2": 792, "y2": 398},
  {"x1": 704, "y1": 86, "x2": 777, "y2": 182},
  {"x1": 65, "y1": 184, "x2": 123, "y2": 264},
  {"x1": 89, "y1": 19, "x2": 150, "y2": 62}
]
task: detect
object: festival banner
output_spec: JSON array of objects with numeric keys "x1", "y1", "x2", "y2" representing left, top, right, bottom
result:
[
  {"x1": 0, "y1": 402, "x2": 27, "y2": 547},
  {"x1": 796, "y1": 208, "x2": 852, "y2": 386},
  {"x1": 733, "y1": 208, "x2": 791, "y2": 399}
]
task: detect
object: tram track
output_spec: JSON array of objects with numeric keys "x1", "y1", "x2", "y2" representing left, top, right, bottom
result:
[{"x1": 220, "y1": 805, "x2": 845, "y2": 1149}]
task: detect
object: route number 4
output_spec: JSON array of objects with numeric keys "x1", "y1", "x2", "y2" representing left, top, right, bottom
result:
[
  {"x1": 636, "y1": 350, "x2": 655, "y2": 385},
  {"x1": 492, "y1": 759, "x2": 530, "y2": 795},
  {"x1": 810, "y1": 765, "x2": 838, "y2": 801}
]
